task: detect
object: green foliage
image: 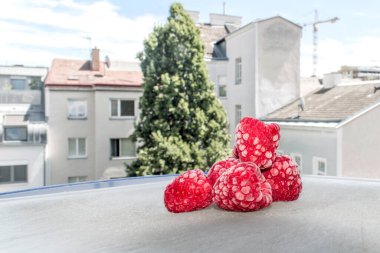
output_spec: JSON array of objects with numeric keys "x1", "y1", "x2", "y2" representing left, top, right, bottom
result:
[
  {"x1": 128, "y1": 2, "x2": 230, "y2": 176},
  {"x1": 29, "y1": 77, "x2": 43, "y2": 90}
]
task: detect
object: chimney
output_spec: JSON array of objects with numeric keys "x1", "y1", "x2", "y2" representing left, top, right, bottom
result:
[
  {"x1": 91, "y1": 47, "x2": 100, "y2": 71},
  {"x1": 186, "y1": 10, "x2": 200, "y2": 24},
  {"x1": 209, "y1": 13, "x2": 242, "y2": 27},
  {"x1": 322, "y1": 73, "x2": 342, "y2": 89}
]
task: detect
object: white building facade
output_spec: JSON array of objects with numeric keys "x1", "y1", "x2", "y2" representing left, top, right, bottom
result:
[
  {"x1": 203, "y1": 16, "x2": 302, "y2": 137},
  {"x1": 45, "y1": 50, "x2": 142, "y2": 185},
  {"x1": 0, "y1": 66, "x2": 47, "y2": 191},
  {"x1": 264, "y1": 82, "x2": 380, "y2": 178}
]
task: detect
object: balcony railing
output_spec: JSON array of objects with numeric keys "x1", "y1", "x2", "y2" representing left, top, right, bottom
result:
[{"x1": 0, "y1": 90, "x2": 42, "y2": 105}]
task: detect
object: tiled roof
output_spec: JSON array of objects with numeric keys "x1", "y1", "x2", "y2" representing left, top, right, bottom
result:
[
  {"x1": 264, "y1": 82, "x2": 380, "y2": 122},
  {"x1": 45, "y1": 59, "x2": 143, "y2": 88},
  {"x1": 198, "y1": 24, "x2": 229, "y2": 57}
]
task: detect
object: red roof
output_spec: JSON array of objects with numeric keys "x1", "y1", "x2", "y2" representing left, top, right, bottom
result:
[{"x1": 45, "y1": 59, "x2": 143, "y2": 88}]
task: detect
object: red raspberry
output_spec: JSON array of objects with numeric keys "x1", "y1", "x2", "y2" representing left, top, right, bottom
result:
[
  {"x1": 232, "y1": 145, "x2": 239, "y2": 159},
  {"x1": 213, "y1": 162, "x2": 272, "y2": 212},
  {"x1": 207, "y1": 157, "x2": 240, "y2": 186},
  {"x1": 262, "y1": 155, "x2": 302, "y2": 201},
  {"x1": 267, "y1": 122, "x2": 280, "y2": 150},
  {"x1": 235, "y1": 117, "x2": 280, "y2": 169},
  {"x1": 164, "y1": 169, "x2": 213, "y2": 213}
]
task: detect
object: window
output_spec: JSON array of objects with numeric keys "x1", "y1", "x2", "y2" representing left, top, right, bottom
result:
[
  {"x1": 291, "y1": 153, "x2": 302, "y2": 173},
  {"x1": 313, "y1": 157, "x2": 327, "y2": 176},
  {"x1": 4, "y1": 126, "x2": 27, "y2": 141},
  {"x1": 68, "y1": 99, "x2": 87, "y2": 119},
  {"x1": 218, "y1": 75, "x2": 227, "y2": 98},
  {"x1": 235, "y1": 57, "x2": 242, "y2": 84},
  {"x1": 235, "y1": 105, "x2": 242, "y2": 127},
  {"x1": 219, "y1": 85, "x2": 227, "y2": 97},
  {"x1": 68, "y1": 138, "x2": 86, "y2": 158},
  {"x1": 68, "y1": 176, "x2": 87, "y2": 183},
  {"x1": 110, "y1": 137, "x2": 135, "y2": 158},
  {"x1": 0, "y1": 165, "x2": 27, "y2": 184},
  {"x1": 11, "y1": 79, "x2": 26, "y2": 90},
  {"x1": 110, "y1": 99, "x2": 134, "y2": 117}
]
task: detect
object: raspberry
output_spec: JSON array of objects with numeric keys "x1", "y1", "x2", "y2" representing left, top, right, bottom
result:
[
  {"x1": 213, "y1": 162, "x2": 272, "y2": 212},
  {"x1": 262, "y1": 155, "x2": 302, "y2": 201},
  {"x1": 267, "y1": 122, "x2": 280, "y2": 150},
  {"x1": 235, "y1": 117, "x2": 280, "y2": 169},
  {"x1": 207, "y1": 157, "x2": 240, "y2": 186},
  {"x1": 164, "y1": 169, "x2": 213, "y2": 213},
  {"x1": 232, "y1": 144, "x2": 239, "y2": 159}
]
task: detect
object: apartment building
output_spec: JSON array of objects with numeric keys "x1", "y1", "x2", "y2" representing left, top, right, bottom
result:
[
  {"x1": 263, "y1": 80, "x2": 380, "y2": 178},
  {"x1": 45, "y1": 49, "x2": 142, "y2": 185},
  {"x1": 0, "y1": 65, "x2": 47, "y2": 191},
  {"x1": 196, "y1": 13, "x2": 302, "y2": 137}
]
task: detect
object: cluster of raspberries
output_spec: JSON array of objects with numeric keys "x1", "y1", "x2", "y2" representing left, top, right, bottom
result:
[{"x1": 164, "y1": 117, "x2": 302, "y2": 213}]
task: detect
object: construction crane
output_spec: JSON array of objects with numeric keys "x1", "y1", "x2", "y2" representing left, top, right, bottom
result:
[{"x1": 304, "y1": 10, "x2": 338, "y2": 77}]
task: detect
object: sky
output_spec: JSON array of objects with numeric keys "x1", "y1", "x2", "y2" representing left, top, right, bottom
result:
[{"x1": 1, "y1": 0, "x2": 380, "y2": 77}]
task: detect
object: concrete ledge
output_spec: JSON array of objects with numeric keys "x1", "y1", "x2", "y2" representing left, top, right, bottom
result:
[{"x1": 0, "y1": 176, "x2": 379, "y2": 252}]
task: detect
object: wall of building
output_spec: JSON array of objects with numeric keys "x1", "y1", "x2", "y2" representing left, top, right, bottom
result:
[
  {"x1": 277, "y1": 125, "x2": 338, "y2": 176},
  {"x1": 256, "y1": 18, "x2": 301, "y2": 118},
  {"x1": 0, "y1": 145, "x2": 45, "y2": 192},
  {"x1": 206, "y1": 60, "x2": 228, "y2": 113},
  {"x1": 46, "y1": 88, "x2": 95, "y2": 185},
  {"x1": 93, "y1": 88, "x2": 142, "y2": 179},
  {"x1": 225, "y1": 24, "x2": 257, "y2": 135},
  {"x1": 341, "y1": 104, "x2": 380, "y2": 178}
]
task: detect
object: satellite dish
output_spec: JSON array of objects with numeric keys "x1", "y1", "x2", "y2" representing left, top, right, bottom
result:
[{"x1": 105, "y1": 55, "x2": 111, "y2": 68}]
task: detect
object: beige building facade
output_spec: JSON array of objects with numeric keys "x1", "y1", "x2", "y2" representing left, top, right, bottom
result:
[{"x1": 45, "y1": 51, "x2": 142, "y2": 185}]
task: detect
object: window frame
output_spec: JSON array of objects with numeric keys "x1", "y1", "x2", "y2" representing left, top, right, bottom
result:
[
  {"x1": 291, "y1": 152, "x2": 303, "y2": 174},
  {"x1": 3, "y1": 126, "x2": 28, "y2": 142},
  {"x1": 217, "y1": 75, "x2": 227, "y2": 98},
  {"x1": 67, "y1": 99, "x2": 87, "y2": 120},
  {"x1": 10, "y1": 78, "x2": 27, "y2": 90},
  {"x1": 235, "y1": 57, "x2": 242, "y2": 85},
  {"x1": 68, "y1": 176, "x2": 87, "y2": 183},
  {"x1": 313, "y1": 156, "x2": 327, "y2": 176},
  {"x1": 0, "y1": 165, "x2": 28, "y2": 184},
  {"x1": 68, "y1": 138, "x2": 87, "y2": 159},
  {"x1": 110, "y1": 137, "x2": 136, "y2": 159},
  {"x1": 110, "y1": 99, "x2": 135, "y2": 119},
  {"x1": 218, "y1": 85, "x2": 227, "y2": 98},
  {"x1": 235, "y1": 104, "x2": 242, "y2": 127}
]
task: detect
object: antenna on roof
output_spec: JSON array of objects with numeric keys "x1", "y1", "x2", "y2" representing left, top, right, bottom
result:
[
  {"x1": 223, "y1": 2, "x2": 226, "y2": 15},
  {"x1": 105, "y1": 55, "x2": 111, "y2": 68},
  {"x1": 83, "y1": 36, "x2": 92, "y2": 57}
]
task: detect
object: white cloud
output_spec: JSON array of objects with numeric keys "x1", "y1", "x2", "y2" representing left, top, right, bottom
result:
[
  {"x1": 301, "y1": 36, "x2": 380, "y2": 77},
  {"x1": 0, "y1": 0, "x2": 164, "y2": 66}
]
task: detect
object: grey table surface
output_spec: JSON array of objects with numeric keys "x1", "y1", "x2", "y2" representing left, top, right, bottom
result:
[{"x1": 0, "y1": 176, "x2": 379, "y2": 253}]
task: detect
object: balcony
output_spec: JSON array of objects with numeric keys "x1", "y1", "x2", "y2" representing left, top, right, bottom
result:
[{"x1": 0, "y1": 90, "x2": 42, "y2": 105}]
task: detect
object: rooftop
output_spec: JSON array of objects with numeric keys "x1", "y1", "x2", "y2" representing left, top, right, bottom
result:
[
  {"x1": 198, "y1": 23, "x2": 230, "y2": 58},
  {"x1": 45, "y1": 59, "x2": 143, "y2": 88},
  {"x1": 0, "y1": 175, "x2": 379, "y2": 252},
  {"x1": 0, "y1": 65, "x2": 48, "y2": 77},
  {"x1": 264, "y1": 82, "x2": 380, "y2": 122}
]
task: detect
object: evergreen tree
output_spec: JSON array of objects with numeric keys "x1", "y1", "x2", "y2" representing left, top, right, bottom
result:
[{"x1": 128, "y1": 3, "x2": 230, "y2": 176}]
